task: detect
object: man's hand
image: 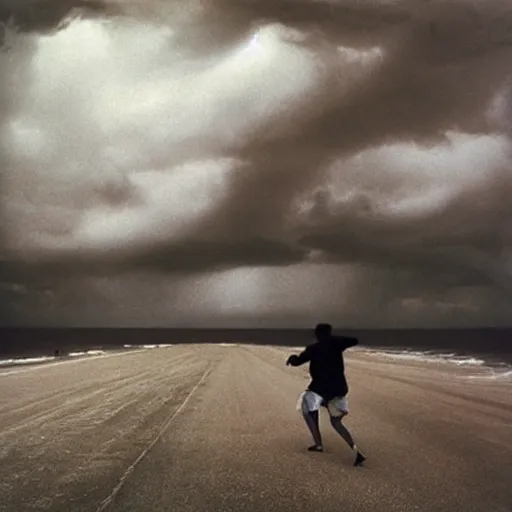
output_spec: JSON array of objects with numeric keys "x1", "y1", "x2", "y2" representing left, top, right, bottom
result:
[{"x1": 286, "y1": 355, "x2": 300, "y2": 366}]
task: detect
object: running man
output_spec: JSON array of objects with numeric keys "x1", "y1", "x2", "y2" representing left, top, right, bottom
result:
[{"x1": 286, "y1": 323, "x2": 366, "y2": 466}]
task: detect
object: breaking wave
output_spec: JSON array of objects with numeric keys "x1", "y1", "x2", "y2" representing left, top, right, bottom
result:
[
  {"x1": 68, "y1": 350, "x2": 107, "y2": 357},
  {"x1": 358, "y1": 348, "x2": 512, "y2": 382},
  {"x1": 123, "y1": 344, "x2": 173, "y2": 349},
  {"x1": 361, "y1": 348, "x2": 486, "y2": 366},
  {"x1": 0, "y1": 356, "x2": 56, "y2": 366}
]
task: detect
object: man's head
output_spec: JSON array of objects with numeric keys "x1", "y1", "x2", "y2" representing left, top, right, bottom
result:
[{"x1": 314, "y1": 323, "x2": 332, "y2": 340}]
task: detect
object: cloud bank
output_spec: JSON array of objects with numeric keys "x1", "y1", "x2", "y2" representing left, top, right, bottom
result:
[{"x1": 1, "y1": 0, "x2": 512, "y2": 327}]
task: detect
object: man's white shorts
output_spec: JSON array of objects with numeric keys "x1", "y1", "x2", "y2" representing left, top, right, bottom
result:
[{"x1": 296, "y1": 390, "x2": 349, "y2": 417}]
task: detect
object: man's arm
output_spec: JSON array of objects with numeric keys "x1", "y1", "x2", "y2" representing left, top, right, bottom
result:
[
  {"x1": 333, "y1": 336, "x2": 359, "y2": 351},
  {"x1": 286, "y1": 345, "x2": 313, "y2": 366}
]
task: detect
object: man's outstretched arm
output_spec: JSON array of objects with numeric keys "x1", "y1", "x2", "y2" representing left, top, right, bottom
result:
[
  {"x1": 333, "y1": 336, "x2": 359, "y2": 351},
  {"x1": 286, "y1": 346, "x2": 312, "y2": 367}
]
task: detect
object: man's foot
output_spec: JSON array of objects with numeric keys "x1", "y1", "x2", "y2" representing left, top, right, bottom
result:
[
  {"x1": 308, "y1": 445, "x2": 324, "y2": 452},
  {"x1": 354, "y1": 451, "x2": 366, "y2": 466}
]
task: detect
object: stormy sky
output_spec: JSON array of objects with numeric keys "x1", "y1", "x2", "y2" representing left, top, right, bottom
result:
[{"x1": 1, "y1": 0, "x2": 512, "y2": 328}]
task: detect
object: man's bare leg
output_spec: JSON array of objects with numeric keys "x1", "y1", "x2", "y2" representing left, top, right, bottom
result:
[
  {"x1": 329, "y1": 413, "x2": 366, "y2": 466},
  {"x1": 301, "y1": 405, "x2": 323, "y2": 451}
]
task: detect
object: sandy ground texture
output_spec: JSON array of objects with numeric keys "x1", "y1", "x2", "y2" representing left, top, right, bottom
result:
[{"x1": 0, "y1": 344, "x2": 510, "y2": 512}]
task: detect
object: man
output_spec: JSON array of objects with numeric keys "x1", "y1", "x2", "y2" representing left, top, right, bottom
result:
[{"x1": 286, "y1": 323, "x2": 366, "y2": 466}]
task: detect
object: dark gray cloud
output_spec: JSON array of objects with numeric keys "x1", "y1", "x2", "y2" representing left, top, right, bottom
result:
[
  {"x1": 0, "y1": 237, "x2": 306, "y2": 281},
  {"x1": 1, "y1": 0, "x2": 512, "y2": 326},
  {"x1": 177, "y1": 0, "x2": 512, "y2": 252},
  {"x1": 0, "y1": 0, "x2": 110, "y2": 34}
]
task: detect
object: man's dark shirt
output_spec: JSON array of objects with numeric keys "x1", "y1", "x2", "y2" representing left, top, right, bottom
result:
[{"x1": 288, "y1": 336, "x2": 358, "y2": 401}]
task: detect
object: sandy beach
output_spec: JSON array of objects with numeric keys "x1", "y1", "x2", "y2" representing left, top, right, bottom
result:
[{"x1": 0, "y1": 344, "x2": 510, "y2": 512}]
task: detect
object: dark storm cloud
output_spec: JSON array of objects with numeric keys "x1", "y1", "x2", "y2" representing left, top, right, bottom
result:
[
  {"x1": 177, "y1": 0, "x2": 512, "y2": 254},
  {"x1": 0, "y1": 0, "x2": 110, "y2": 33},
  {"x1": 230, "y1": 0, "x2": 411, "y2": 45},
  {"x1": 1, "y1": 0, "x2": 512, "y2": 326},
  {"x1": 293, "y1": 134, "x2": 512, "y2": 294},
  {"x1": 298, "y1": 162, "x2": 512, "y2": 258},
  {"x1": 0, "y1": 237, "x2": 306, "y2": 282},
  {"x1": 130, "y1": 237, "x2": 307, "y2": 272}
]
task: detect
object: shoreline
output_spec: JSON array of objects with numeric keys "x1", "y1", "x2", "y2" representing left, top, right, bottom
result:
[{"x1": 1, "y1": 343, "x2": 511, "y2": 378}]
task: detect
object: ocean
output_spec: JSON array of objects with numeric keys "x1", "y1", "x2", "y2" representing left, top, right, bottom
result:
[{"x1": 1, "y1": 328, "x2": 511, "y2": 366}]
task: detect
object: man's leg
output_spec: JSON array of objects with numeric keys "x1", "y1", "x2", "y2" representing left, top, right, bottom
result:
[
  {"x1": 329, "y1": 414, "x2": 354, "y2": 447},
  {"x1": 300, "y1": 391, "x2": 323, "y2": 451},
  {"x1": 328, "y1": 398, "x2": 366, "y2": 466}
]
